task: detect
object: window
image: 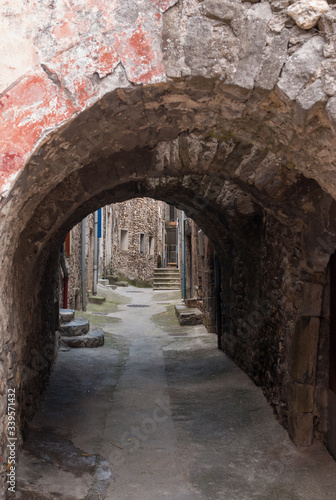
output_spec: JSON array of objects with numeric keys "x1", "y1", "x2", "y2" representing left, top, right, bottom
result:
[
  {"x1": 139, "y1": 233, "x2": 145, "y2": 254},
  {"x1": 169, "y1": 205, "x2": 176, "y2": 222},
  {"x1": 148, "y1": 236, "x2": 154, "y2": 255},
  {"x1": 120, "y1": 229, "x2": 129, "y2": 251}
]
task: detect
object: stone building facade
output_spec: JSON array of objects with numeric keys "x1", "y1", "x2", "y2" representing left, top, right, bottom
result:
[
  {"x1": 108, "y1": 198, "x2": 163, "y2": 283},
  {"x1": 3, "y1": 2, "x2": 336, "y2": 495}
]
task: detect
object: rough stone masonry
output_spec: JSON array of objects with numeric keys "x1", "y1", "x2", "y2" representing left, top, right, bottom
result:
[{"x1": 1, "y1": 0, "x2": 336, "y2": 496}]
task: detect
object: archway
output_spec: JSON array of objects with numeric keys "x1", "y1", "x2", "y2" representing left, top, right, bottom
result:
[{"x1": 1, "y1": 76, "x2": 336, "y2": 465}]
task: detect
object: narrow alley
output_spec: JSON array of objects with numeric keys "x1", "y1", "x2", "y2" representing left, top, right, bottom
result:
[{"x1": 15, "y1": 285, "x2": 336, "y2": 500}]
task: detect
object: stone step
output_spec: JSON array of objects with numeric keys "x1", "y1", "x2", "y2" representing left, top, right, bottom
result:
[
  {"x1": 98, "y1": 279, "x2": 109, "y2": 286},
  {"x1": 153, "y1": 273, "x2": 181, "y2": 278},
  {"x1": 61, "y1": 328, "x2": 104, "y2": 348},
  {"x1": 154, "y1": 276, "x2": 180, "y2": 280},
  {"x1": 59, "y1": 309, "x2": 75, "y2": 323},
  {"x1": 59, "y1": 318, "x2": 90, "y2": 337},
  {"x1": 153, "y1": 277, "x2": 181, "y2": 282},
  {"x1": 89, "y1": 295, "x2": 106, "y2": 305},
  {"x1": 153, "y1": 283, "x2": 181, "y2": 290},
  {"x1": 105, "y1": 285, "x2": 117, "y2": 290},
  {"x1": 154, "y1": 268, "x2": 180, "y2": 273},
  {"x1": 153, "y1": 268, "x2": 181, "y2": 290},
  {"x1": 153, "y1": 283, "x2": 181, "y2": 289},
  {"x1": 174, "y1": 305, "x2": 203, "y2": 326}
]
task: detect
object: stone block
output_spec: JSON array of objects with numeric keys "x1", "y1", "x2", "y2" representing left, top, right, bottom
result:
[
  {"x1": 89, "y1": 295, "x2": 106, "y2": 304},
  {"x1": 202, "y1": 0, "x2": 236, "y2": 23},
  {"x1": 255, "y1": 29, "x2": 290, "y2": 91},
  {"x1": 288, "y1": 411, "x2": 314, "y2": 447},
  {"x1": 175, "y1": 305, "x2": 203, "y2": 326},
  {"x1": 319, "y1": 59, "x2": 336, "y2": 97},
  {"x1": 287, "y1": 0, "x2": 329, "y2": 30},
  {"x1": 61, "y1": 328, "x2": 104, "y2": 348},
  {"x1": 277, "y1": 37, "x2": 325, "y2": 100},
  {"x1": 295, "y1": 79, "x2": 326, "y2": 124},
  {"x1": 230, "y1": 6, "x2": 272, "y2": 89},
  {"x1": 59, "y1": 309, "x2": 75, "y2": 323},
  {"x1": 288, "y1": 316, "x2": 320, "y2": 384},
  {"x1": 184, "y1": 16, "x2": 214, "y2": 76},
  {"x1": 59, "y1": 318, "x2": 90, "y2": 337},
  {"x1": 319, "y1": 10, "x2": 336, "y2": 57}
]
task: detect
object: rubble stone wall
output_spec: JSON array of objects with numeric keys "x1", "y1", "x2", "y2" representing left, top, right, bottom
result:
[
  {"x1": 109, "y1": 198, "x2": 163, "y2": 283},
  {"x1": 59, "y1": 223, "x2": 82, "y2": 310}
]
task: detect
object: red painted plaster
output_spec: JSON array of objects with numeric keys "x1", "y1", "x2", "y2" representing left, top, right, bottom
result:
[
  {"x1": 98, "y1": 44, "x2": 120, "y2": 77},
  {"x1": 115, "y1": 18, "x2": 165, "y2": 84},
  {"x1": 0, "y1": 71, "x2": 76, "y2": 192},
  {"x1": 0, "y1": 0, "x2": 178, "y2": 194}
]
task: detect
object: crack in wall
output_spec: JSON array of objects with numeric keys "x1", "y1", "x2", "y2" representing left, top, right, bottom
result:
[
  {"x1": 41, "y1": 64, "x2": 62, "y2": 90},
  {"x1": 41, "y1": 64, "x2": 75, "y2": 104}
]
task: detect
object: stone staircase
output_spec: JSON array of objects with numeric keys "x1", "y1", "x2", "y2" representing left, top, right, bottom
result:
[
  {"x1": 153, "y1": 268, "x2": 181, "y2": 290},
  {"x1": 174, "y1": 304, "x2": 203, "y2": 326},
  {"x1": 59, "y1": 309, "x2": 104, "y2": 348}
]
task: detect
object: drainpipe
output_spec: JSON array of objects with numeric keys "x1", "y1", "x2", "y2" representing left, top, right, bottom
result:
[
  {"x1": 104, "y1": 205, "x2": 108, "y2": 279},
  {"x1": 181, "y1": 212, "x2": 186, "y2": 302},
  {"x1": 81, "y1": 217, "x2": 87, "y2": 311},
  {"x1": 93, "y1": 210, "x2": 98, "y2": 296},
  {"x1": 60, "y1": 244, "x2": 69, "y2": 309},
  {"x1": 176, "y1": 215, "x2": 179, "y2": 269},
  {"x1": 162, "y1": 209, "x2": 165, "y2": 269},
  {"x1": 214, "y1": 255, "x2": 222, "y2": 350}
]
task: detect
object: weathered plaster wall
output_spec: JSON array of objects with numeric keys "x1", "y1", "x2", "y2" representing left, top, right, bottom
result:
[
  {"x1": 0, "y1": 0, "x2": 178, "y2": 194},
  {"x1": 1, "y1": 0, "x2": 336, "y2": 199}
]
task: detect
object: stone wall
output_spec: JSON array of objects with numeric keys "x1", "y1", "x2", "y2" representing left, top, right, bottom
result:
[
  {"x1": 109, "y1": 198, "x2": 163, "y2": 283},
  {"x1": 220, "y1": 212, "x2": 292, "y2": 426},
  {"x1": 213, "y1": 197, "x2": 328, "y2": 446},
  {"x1": 59, "y1": 223, "x2": 82, "y2": 310}
]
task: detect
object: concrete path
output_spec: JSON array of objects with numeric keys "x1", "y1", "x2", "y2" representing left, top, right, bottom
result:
[{"x1": 15, "y1": 286, "x2": 336, "y2": 499}]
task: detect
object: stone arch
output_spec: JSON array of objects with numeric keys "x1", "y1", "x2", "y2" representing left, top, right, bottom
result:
[
  {"x1": 2, "y1": 1, "x2": 336, "y2": 486},
  {"x1": 1, "y1": 77, "x2": 336, "y2": 456}
]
